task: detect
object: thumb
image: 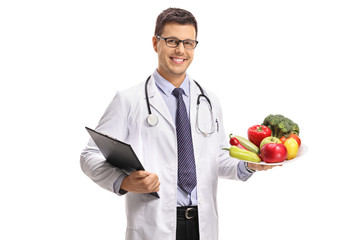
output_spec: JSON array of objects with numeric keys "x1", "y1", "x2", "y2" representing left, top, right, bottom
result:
[{"x1": 134, "y1": 170, "x2": 150, "y2": 178}]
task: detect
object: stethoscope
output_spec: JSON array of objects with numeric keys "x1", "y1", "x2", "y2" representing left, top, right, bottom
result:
[{"x1": 145, "y1": 76, "x2": 217, "y2": 137}]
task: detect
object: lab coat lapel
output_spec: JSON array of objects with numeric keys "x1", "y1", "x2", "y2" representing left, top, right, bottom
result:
[{"x1": 146, "y1": 76, "x2": 175, "y2": 129}]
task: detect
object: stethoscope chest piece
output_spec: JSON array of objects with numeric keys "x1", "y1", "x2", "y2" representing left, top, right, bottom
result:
[{"x1": 146, "y1": 113, "x2": 159, "y2": 127}]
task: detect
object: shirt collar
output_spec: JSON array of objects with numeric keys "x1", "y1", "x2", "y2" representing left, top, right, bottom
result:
[{"x1": 153, "y1": 69, "x2": 190, "y2": 97}]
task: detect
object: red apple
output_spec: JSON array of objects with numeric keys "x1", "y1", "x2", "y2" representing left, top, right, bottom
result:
[{"x1": 261, "y1": 143, "x2": 287, "y2": 163}]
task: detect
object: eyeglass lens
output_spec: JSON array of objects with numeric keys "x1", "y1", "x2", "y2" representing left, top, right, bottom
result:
[{"x1": 165, "y1": 38, "x2": 197, "y2": 49}]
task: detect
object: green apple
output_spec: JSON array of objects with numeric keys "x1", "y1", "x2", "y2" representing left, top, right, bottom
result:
[{"x1": 260, "y1": 136, "x2": 282, "y2": 150}]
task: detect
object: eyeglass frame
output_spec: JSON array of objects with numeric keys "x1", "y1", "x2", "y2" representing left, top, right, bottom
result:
[{"x1": 156, "y1": 36, "x2": 199, "y2": 49}]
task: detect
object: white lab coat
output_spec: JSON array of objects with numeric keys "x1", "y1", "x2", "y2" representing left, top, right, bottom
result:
[{"x1": 80, "y1": 75, "x2": 252, "y2": 240}]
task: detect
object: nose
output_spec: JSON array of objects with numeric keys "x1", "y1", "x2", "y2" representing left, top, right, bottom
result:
[{"x1": 175, "y1": 42, "x2": 186, "y2": 55}]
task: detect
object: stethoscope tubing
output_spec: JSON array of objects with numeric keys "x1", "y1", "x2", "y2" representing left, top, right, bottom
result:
[
  {"x1": 145, "y1": 75, "x2": 209, "y2": 114},
  {"x1": 145, "y1": 75, "x2": 214, "y2": 135},
  {"x1": 145, "y1": 76, "x2": 152, "y2": 115}
]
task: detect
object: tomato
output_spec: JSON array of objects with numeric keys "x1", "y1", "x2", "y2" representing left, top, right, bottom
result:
[
  {"x1": 289, "y1": 134, "x2": 301, "y2": 147},
  {"x1": 280, "y1": 134, "x2": 301, "y2": 147}
]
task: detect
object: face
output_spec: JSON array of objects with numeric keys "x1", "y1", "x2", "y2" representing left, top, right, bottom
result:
[{"x1": 152, "y1": 23, "x2": 196, "y2": 85}]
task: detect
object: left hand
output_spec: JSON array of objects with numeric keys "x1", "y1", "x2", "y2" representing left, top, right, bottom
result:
[{"x1": 247, "y1": 162, "x2": 281, "y2": 171}]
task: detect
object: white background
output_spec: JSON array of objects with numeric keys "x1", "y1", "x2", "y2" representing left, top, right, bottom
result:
[{"x1": 1, "y1": 0, "x2": 359, "y2": 239}]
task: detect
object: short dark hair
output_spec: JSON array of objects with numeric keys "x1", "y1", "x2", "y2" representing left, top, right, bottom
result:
[{"x1": 155, "y1": 8, "x2": 198, "y2": 38}]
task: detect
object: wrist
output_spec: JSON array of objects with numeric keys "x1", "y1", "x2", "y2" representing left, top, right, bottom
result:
[
  {"x1": 117, "y1": 174, "x2": 129, "y2": 194},
  {"x1": 245, "y1": 162, "x2": 256, "y2": 173},
  {"x1": 120, "y1": 175, "x2": 129, "y2": 191}
]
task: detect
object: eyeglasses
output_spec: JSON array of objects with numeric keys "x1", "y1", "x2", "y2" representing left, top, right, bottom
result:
[{"x1": 157, "y1": 36, "x2": 198, "y2": 49}]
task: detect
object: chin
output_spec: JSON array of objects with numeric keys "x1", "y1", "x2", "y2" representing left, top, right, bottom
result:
[{"x1": 171, "y1": 65, "x2": 189, "y2": 75}]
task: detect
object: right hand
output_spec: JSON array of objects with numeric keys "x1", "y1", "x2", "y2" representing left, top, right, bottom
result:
[
  {"x1": 247, "y1": 162, "x2": 280, "y2": 171},
  {"x1": 120, "y1": 170, "x2": 160, "y2": 193}
]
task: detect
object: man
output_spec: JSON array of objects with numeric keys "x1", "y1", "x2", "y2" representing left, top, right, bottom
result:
[{"x1": 81, "y1": 8, "x2": 275, "y2": 240}]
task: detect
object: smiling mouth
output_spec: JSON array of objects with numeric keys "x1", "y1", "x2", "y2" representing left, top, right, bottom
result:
[{"x1": 170, "y1": 57, "x2": 185, "y2": 63}]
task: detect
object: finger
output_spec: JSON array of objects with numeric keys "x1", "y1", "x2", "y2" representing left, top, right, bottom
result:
[
  {"x1": 151, "y1": 179, "x2": 161, "y2": 192},
  {"x1": 134, "y1": 170, "x2": 150, "y2": 179},
  {"x1": 260, "y1": 165, "x2": 268, "y2": 171},
  {"x1": 143, "y1": 177, "x2": 160, "y2": 193},
  {"x1": 265, "y1": 166, "x2": 274, "y2": 170},
  {"x1": 149, "y1": 174, "x2": 160, "y2": 192},
  {"x1": 154, "y1": 182, "x2": 160, "y2": 192},
  {"x1": 147, "y1": 173, "x2": 159, "y2": 182},
  {"x1": 257, "y1": 164, "x2": 273, "y2": 171},
  {"x1": 258, "y1": 164, "x2": 267, "y2": 171}
]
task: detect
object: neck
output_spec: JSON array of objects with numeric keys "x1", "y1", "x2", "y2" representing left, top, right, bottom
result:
[{"x1": 157, "y1": 70, "x2": 186, "y2": 88}]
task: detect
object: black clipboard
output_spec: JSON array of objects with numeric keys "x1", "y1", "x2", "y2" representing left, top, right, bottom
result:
[{"x1": 85, "y1": 127, "x2": 159, "y2": 198}]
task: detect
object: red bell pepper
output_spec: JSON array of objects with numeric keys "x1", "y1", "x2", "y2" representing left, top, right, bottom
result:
[{"x1": 247, "y1": 125, "x2": 272, "y2": 148}]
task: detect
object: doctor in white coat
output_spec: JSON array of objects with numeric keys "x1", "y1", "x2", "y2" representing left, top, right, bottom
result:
[{"x1": 80, "y1": 8, "x2": 275, "y2": 240}]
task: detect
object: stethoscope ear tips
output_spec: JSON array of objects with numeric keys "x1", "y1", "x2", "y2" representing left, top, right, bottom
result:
[{"x1": 146, "y1": 114, "x2": 159, "y2": 127}]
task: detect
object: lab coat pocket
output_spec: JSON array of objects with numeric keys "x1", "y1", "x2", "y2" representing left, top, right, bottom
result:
[{"x1": 125, "y1": 193, "x2": 150, "y2": 230}]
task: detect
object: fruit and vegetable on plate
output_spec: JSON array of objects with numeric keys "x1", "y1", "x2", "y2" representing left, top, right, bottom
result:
[{"x1": 223, "y1": 114, "x2": 302, "y2": 164}]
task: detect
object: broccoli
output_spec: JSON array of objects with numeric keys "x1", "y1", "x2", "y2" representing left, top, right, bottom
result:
[{"x1": 262, "y1": 114, "x2": 300, "y2": 138}]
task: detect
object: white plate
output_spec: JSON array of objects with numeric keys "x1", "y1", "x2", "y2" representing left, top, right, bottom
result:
[{"x1": 248, "y1": 144, "x2": 308, "y2": 166}]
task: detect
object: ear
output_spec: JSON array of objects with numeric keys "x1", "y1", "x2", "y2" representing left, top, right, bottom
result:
[{"x1": 152, "y1": 36, "x2": 158, "y2": 52}]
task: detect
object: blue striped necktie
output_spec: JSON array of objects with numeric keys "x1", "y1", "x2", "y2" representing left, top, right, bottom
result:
[{"x1": 172, "y1": 88, "x2": 197, "y2": 194}]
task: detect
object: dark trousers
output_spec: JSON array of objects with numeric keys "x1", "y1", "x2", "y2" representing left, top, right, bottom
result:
[{"x1": 176, "y1": 206, "x2": 200, "y2": 240}]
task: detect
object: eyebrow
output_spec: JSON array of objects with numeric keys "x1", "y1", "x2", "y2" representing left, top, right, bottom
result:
[{"x1": 165, "y1": 36, "x2": 196, "y2": 41}]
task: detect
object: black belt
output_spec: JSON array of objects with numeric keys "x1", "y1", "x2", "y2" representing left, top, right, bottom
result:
[{"x1": 177, "y1": 206, "x2": 198, "y2": 220}]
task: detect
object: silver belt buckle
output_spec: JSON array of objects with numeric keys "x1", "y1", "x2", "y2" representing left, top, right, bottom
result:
[{"x1": 185, "y1": 207, "x2": 195, "y2": 220}]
